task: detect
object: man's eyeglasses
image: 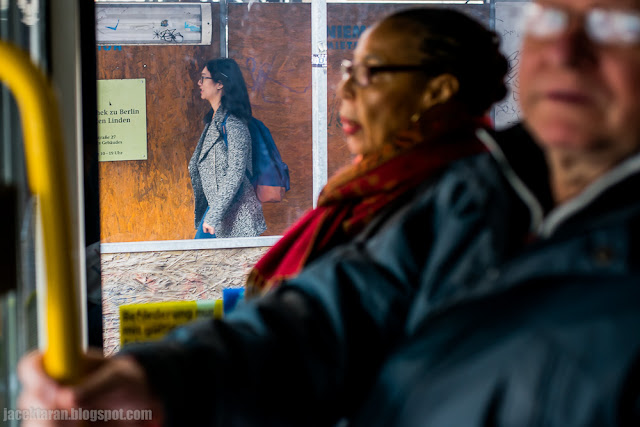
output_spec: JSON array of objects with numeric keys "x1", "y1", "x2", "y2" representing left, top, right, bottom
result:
[
  {"x1": 198, "y1": 76, "x2": 214, "y2": 84},
  {"x1": 522, "y1": 2, "x2": 640, "y2": 46},
  {"x1": 340, "y1": 59, "x2": 426, "y2": 87}
]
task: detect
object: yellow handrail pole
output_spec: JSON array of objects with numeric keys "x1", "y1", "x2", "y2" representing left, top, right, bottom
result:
[{"x1": 0, "y1": 41, "x2": 82, "y2": 384}]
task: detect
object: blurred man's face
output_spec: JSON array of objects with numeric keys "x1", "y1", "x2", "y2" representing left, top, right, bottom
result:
[{"x1": 519, "y1": 0, "x2": 640, "y2": 161}]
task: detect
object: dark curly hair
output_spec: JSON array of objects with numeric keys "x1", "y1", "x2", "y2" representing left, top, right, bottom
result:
[
  {"x1": 384, "y1": 8, "x2": 508, "y2": 116},
  {"x1": 203, "y1": 58, "x2": 252, "y2": 124}
]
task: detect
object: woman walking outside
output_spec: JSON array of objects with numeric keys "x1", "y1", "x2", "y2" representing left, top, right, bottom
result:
[{"x1": 189, "y1": 58, "x2": 266, "y2": 239}]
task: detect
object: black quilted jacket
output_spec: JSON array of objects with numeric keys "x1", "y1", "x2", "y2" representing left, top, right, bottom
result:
[{"x1": 129, "y1": 124, "x2": 640, "y2": 426}]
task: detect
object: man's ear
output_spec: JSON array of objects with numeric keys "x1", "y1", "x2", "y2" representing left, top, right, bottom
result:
[
  {"x1": 421, "y1": 74, "x2": 459, "y2": 109},
  {"x1": 216, "y1": 82, "x2": 224, "y2": 90}
]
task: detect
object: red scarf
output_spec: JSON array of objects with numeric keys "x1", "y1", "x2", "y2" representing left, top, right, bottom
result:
[{"x1": 246, "y1": 122, "x2": 487, "y2": 296}]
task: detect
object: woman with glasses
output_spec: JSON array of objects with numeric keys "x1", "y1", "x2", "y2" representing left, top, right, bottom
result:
[
  {"x1": 189, "y1": 58, "x2": 266, "y2": 239},
  {"x1": 246, "y1": 8, "x2": 508, "y2": 296}
]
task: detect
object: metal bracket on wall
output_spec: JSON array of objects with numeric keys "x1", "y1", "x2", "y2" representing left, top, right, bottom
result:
[{"x1": 219, "y1": 0, "x2": 229, "y2": 57}]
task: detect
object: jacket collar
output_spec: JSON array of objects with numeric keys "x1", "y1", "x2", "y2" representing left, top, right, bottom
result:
[
  {"x1": 199, "y1": 105, "x2": 229, "y2": 163},
  {"x1": 212, "y1": 104, "x2": 229, "y2": 128},
  {"x1": 477, "y1": 123, "x2": 640, "y2": 237}
]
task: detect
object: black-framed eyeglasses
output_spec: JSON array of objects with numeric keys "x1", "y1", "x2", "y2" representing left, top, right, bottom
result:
[
  {"x1": 340, "y1": 59, "x2": 426, "y2": 87},
  {"x1": 198, "y1": 76, "x2": 214, "y2": 84}
]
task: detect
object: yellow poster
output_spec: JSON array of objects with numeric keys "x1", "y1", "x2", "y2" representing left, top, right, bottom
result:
[
  {"x1": 119, "y1": 300, "x2": 223, "y2": 346},
  {"x1": 97, "y1": 79, "x2": 147, "y2": 161}
]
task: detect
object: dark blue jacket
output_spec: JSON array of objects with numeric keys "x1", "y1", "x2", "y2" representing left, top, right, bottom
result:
[{"x1": 128, "y1": 124, "x2": 640, "y2": 426}]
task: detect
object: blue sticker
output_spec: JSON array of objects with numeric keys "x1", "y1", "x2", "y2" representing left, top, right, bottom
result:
[{"x1": 185, "y1": 22, "x2": 201, "y2": 32}]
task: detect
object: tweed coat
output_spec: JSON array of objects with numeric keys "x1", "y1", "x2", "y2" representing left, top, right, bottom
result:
[{"x1": 188, "y1": 105, "x2": 266, "y2": 238}]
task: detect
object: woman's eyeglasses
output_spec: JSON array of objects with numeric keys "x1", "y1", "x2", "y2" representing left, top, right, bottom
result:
[
  {"x1": 340, "y1": 59, "x2": 426, "y2": 87},
  {"x1": 521, "y1": 2, "x2": 640, "y2": 46},
  {"x1": 198, "y1": 76, "x2": 214, "y2": 84}
]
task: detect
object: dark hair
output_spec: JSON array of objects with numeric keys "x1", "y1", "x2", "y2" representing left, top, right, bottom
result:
[
  {"x1": 203, "y1": 58, "x2": 252, "y2": 123},
  {"x1": 384, "y1": 8, "x2": 508, "y2": 115}
]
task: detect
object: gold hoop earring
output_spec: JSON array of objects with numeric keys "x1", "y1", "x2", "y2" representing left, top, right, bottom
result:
[{"x1": 410, "y1": 112, "x2": 421, "y2": 123}]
